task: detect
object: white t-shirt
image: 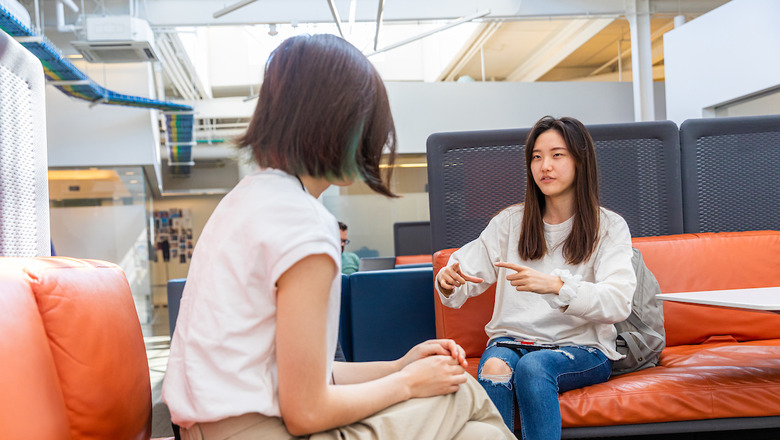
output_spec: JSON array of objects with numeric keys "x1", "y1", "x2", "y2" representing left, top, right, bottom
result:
[
  {"x1": 162, "y1": 169, "x2": 342, "y2": 428},
  {"x1": 438, "y1": 204, "x2": 636, "y2": 360}
]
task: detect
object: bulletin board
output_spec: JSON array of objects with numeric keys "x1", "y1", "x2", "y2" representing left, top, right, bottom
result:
[{"x1": 154, "y1": 209, "x2": 193, "y2": 263}]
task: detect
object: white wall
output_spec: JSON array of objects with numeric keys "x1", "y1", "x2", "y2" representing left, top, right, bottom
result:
[
  {"x1": 715, "y1": 89, "x2": 780, "y2": 117},
  {"x1": 50, "y1": 202, "x2": 152, "y2": 320},
  {"x1": 664, "y1": 0, "x2": 780, "y2": 124},
  {"x1": 45, "y1": 62, "x2": 161, "y2": 172},
  {"x1": 386, "y1": 81, "x2": 666, "y2": 153}
]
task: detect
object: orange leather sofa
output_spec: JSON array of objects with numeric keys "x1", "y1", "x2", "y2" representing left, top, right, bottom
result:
[
  {"x1": 433, "y1": 231, "x2": 780, "y2": 436},
  {"x1": 0, "y1": 257, "x2": 166, "y2": 440}
]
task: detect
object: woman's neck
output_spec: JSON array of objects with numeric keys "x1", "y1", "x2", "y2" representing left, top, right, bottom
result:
[
  {"x1": 298, "y1": 175, "x2": 331, "y2": 198},
  {"x1": 543, "y1": 194, "x2": 575, "y2": 225}
]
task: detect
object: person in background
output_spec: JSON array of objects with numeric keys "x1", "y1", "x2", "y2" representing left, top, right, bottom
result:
[
  {"x1": 436, "y1": 116, "x2": 636, "y2": 439},
  {"x1": 339, "y1": 221, "x2": 360, "y2": 275},
  {"x1": 163, "y1": 34, "x2": 515, "y2": 440}
]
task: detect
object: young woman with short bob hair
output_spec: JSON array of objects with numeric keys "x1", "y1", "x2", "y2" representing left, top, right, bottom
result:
[
  {"x1": 163, "y1": 34, "x2": 515, "y2": 440},
  {"x1": 437, "y1": 116, "x2": 637, "y2": 439}
]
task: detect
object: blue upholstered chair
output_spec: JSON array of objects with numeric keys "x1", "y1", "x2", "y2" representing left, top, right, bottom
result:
[{"x1": 348, "y1": 267, "x2": 436, "y2": 362}]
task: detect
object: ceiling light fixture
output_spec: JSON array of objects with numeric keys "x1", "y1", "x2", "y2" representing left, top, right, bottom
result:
[
  {"x1": 213, "y1": 0, "x2": 260, "y2": 19},
  {"x1": 268, "y1": 23, "x2": 278, "y2": 36}
]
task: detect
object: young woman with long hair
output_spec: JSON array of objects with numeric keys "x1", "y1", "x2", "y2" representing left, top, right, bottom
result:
[
  {"x1": 436, "y1": 116, "x2": 636, "y2": 439},
  {"x1": 163, "y1": 34, "x2": 514, "y2": 440}
]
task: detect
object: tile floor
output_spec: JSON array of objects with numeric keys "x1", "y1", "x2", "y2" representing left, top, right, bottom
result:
[{"x1": 142, "y1": 305, "x2": 175, "y2": 437}]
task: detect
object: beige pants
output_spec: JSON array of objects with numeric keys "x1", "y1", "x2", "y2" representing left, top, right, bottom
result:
[{"x1": 180, "y1": 374, "x2": 516, "y2": 440}]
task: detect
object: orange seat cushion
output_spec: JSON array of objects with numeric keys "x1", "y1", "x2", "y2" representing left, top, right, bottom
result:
[{"x1": 395, "y1": 254, "x2": 432, "y2": 266}]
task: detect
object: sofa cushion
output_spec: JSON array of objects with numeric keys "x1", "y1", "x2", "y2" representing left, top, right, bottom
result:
[
  {"x1": 0, "y1": 260, "x2": 71, "y2": 440},
  {"x1": 559, "y1": 339, "x2": 780, "y2": 427},
  {"x1": 25, "y1": 258, "x2": 152, "y2": 440},
  {"x1": 633, "y1": 231, "x2": 780, "y2": 346},
  {"x1": 660, "y1": 338, "x2": 780, "y2": 368}
]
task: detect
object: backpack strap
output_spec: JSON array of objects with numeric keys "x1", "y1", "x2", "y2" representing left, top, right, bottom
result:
[
  {"x1": 617, "y1": 331, "x2": 646, "y2": 362},
  {"x1": 626, "y1": 313, "x2": 665, "y2": 344}
]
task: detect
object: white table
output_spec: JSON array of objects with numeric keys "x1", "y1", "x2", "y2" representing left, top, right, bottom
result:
[{"x1": 657, "y1": 286, "x2": 780, "y2": 313}]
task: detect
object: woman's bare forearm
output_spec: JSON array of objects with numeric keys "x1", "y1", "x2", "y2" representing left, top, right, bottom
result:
[{"x1": 332, "y1": 359, "x2": 401, "y2": 384}]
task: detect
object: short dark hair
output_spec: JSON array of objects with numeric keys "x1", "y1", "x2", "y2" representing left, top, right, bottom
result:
[
  {"x1": 338, "y1": 221, "x2": 348, "y2": 231},
  {"x1": 238, "y1": 34, "x2": 397, "y2": 197},
  {"x1": 518, "y1": 116, "x2": 600, "y2": 265}
]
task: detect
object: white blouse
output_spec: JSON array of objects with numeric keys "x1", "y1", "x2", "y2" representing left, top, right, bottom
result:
[
  {"x1": 438, "y1": 204, "x2": 636, "y2": 360},
  {"x1": 163, "y1": 169, "x2": 342, "y2": 427}
]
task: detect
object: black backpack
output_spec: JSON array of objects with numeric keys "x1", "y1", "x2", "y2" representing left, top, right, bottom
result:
[{"x1": 611, "y1": 248, "x2": 666, "y2": 375}]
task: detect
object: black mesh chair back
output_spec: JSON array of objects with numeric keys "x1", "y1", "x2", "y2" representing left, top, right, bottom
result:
[
  {"x1": 679, "y1": 114, "x2": 780, "y2": 233},
  {"x1": 427, "y1": 121, "x2": 683, "y2": 251},
  {"x1": 427, "y1": 129, "x2": 527, "y2": 251}
]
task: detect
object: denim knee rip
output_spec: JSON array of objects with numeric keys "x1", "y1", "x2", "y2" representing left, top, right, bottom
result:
[
  {"x1": 479, "y1": 372, "x2": 512, "y2": 384},
  {"x1": 551, "y1": 349, "x2": 575, "y2": 360},
  {"x1": 479, "y1": 358, "x2": 513, "y2": 387}
]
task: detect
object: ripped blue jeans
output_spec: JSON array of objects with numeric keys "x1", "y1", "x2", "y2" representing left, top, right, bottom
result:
[{"x1": 477, "y1": 337, "x2": 612, "y2": 440}]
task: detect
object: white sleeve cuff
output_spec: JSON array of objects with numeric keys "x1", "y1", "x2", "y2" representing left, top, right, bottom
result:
[{"x1": 543, "y1": 269, "x2": 581, "y2": 309}]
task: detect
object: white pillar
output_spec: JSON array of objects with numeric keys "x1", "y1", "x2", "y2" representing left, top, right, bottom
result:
[{"x1": 626, "y1": 0, "x2": 655, "y2": 121}]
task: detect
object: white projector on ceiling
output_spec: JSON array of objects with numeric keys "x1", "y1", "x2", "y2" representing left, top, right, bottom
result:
[{"x1": 71, "y1": 16, "x2": 159, "y2": 63}]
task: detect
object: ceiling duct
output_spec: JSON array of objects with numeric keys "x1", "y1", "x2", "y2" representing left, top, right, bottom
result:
[{"x1": 71, "y1": 15, "x2": 159, "y2": 63}]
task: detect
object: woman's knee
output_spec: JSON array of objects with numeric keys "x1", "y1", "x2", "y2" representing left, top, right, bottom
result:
[
  {"x1": 513, "y1": 354, "x2": 559, "y2": 392},
  {"x1": 479, "y1": 357, "x2": 512, "y2": 382}
]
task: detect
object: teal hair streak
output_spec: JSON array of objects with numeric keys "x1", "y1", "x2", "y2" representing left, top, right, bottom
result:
[{"x1": 325, "y1": 120, "x2": 365, "y2": 183}]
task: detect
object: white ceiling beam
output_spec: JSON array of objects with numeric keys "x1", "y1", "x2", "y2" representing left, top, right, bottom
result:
[
  {"x1": 505, "y1": 17, "x2": 615, "y2": 82},
  {"x1": 373, "y1": 0, "x2": 386, "y2": 50},
  {"x1": 144, "y1": 0, "x2": 728, "y2": 27},
  {"x1": 142, "y1": 0, "x2": 521, "y2": 27},
  {"x1": 212, "y1": 0, "x2": 260, "y2": 19},
  {"x1": 589, "y1": 20, "x2": 673, "y2": 77},
  {"x1": 167, "y1": 32, "x2": 213, "y2": 99},
  {"x1": 508, "y1": 0, "x2": 729, "y2": 18},
  {"x1": 436, "y1": 21, "x2": 502, "y2": 82},
  {"x1": 156, "y1": 34, "x2": 200, "y2": 101},
  {"x1": 366, "y1": 10, "x2": 490, "y2": 57},
  {"x1": 325, "y1": 0, "x2": 345, "y2": 38}
]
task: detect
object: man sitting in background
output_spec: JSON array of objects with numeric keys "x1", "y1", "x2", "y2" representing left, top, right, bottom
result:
[{"x1": 339, "y1": 221, "x2": 360, "y2": 275}]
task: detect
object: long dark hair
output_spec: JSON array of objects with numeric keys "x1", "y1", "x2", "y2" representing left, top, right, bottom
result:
[
  {"x1": 518, "y1": 116, "x2": 600, "y2": 265},
  {"x1": 237, "y1": 34, "x2": 397, "y2": 197}
]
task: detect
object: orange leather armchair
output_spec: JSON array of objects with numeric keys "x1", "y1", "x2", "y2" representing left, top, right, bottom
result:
[
  {"x1": 0, "y1": 257, "x2": 155, "y2": 440},
  {"x1": 434, "y1": 231, "x2": 780, "y2": 435}
]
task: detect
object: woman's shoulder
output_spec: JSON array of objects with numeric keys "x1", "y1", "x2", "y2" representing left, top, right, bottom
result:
[
  {"x1": 225, "y1": 172, "x2": 336, "y2": 235},
  {"x1": 598, "y1": 207, "x2": 632, "y2": 238},
  {"x1": 496, "y1": 203, "x2": 524, "y2": 221},
  {"x1": 599, "y1": 206, "x2": 627, "y2": 224}
]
